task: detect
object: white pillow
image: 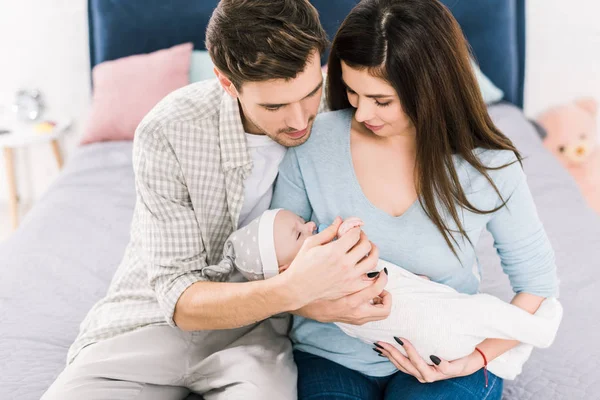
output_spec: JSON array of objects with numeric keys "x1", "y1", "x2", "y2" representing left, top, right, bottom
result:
[
  {"x1": 189, "y1": 51, "x2": 216, "y2": 83},
  {"x1": 471, "y1": 59, "x2": 504, "y2": 104}
]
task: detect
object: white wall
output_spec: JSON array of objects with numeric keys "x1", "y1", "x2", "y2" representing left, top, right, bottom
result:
[
  {"x1": 525, "y1": 0, "x2": 600, "y2": 121},
  {"x1": 0, "y1": 0, "x2": 599, "y2": 207},
  {"x1": 0, "y1": 0, "x2": 90, "y2": 205}
]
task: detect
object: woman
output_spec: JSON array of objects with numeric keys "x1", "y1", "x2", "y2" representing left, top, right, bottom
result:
[{"x1": 271, "y1": 0, "x2": 558, "y2": 399}]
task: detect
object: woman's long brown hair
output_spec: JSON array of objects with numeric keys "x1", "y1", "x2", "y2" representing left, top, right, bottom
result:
[{"x1": 327, "y1": 0, "x2": 522, "y2": 258}]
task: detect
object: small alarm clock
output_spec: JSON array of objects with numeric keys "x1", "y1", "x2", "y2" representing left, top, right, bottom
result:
[{"x1": 12, "y1": 89, "x2": 44, "y2": 121}]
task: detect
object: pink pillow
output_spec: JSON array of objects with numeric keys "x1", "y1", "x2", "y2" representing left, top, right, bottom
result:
[{"x1": 81, "y1": 42, "x2": 193, "y2": 145}]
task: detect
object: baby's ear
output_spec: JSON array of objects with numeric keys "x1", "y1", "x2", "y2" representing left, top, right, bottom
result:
[{"x1": 279, "y1": 264, "x2": 290, "y2": 273}]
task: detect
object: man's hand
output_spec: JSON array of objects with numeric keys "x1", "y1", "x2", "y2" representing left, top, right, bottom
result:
[
  {"x1": 281, "y1": 217, "x2": 382, "y2": 310},
  {"x1": 293, "y1": 271, "x2": 392, "y2": 325}
]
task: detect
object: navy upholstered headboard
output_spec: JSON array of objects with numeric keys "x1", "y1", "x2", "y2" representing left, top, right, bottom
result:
[{"x1": 88, "y1": 0, "x2": 526, "y2": 108}]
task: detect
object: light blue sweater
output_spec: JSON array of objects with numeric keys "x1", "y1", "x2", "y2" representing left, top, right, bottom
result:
[{"x1": 271, "y1": 108, "x2": 558, "y2": 377}]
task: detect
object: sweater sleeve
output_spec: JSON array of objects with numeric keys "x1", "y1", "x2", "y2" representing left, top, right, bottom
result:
[{"x1": 485, "y1": 151, "x2": 559, "y2": 298}]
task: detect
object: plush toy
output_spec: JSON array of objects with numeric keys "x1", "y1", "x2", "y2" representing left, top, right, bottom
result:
[{"x1": 536, "y1": 98, "x2": 600, "y2": 214}]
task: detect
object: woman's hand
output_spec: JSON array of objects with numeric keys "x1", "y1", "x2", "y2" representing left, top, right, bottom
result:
[
  {"x1": 284, "y1": 220, "x2": 382, "y2": 308},
  {"x1": 375, "y1": 338, "x2": 483, "y2": 383},
  {"x1": 294, "y1": 272, "x2": 391, "y2": 324}
]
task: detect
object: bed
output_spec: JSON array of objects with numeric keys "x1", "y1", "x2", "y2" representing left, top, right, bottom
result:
[{"x1": 1, "y1": 1, "x2": 599, "y2": 399}]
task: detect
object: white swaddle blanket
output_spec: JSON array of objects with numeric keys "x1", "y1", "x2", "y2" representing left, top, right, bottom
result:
[{"x1": 336, "y1": 260, "x2": 563, "y2": 380}]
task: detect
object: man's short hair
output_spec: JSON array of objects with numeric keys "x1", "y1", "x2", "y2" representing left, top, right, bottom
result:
[{"x1": 206, "y1": 0, "x2": 329, "y2": 89}]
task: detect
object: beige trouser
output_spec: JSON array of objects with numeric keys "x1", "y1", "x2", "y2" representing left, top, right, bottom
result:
[{"x1": 42, "y1": 315, "x2": 296, "y2": 400}]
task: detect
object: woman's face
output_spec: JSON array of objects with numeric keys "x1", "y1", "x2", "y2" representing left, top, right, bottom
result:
[{"x1": 341, "y1": 61, "x2": 414, "y2": 138}]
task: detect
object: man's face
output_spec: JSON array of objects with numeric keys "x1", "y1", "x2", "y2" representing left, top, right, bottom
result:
[{"x1": 233, "y1": 51, "x2": 324, "y2": 147}]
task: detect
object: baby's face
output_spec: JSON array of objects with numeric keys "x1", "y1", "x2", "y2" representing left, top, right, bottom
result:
[{"x1": 273, "y1": 210, "x2": 317, "y2": 268}]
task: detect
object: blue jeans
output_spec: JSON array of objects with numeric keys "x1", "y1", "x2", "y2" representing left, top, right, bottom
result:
[{"x1": 294, "y1": 350, "x2": 503, "y2": 400}]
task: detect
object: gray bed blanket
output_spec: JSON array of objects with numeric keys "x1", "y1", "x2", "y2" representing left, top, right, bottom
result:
[
  {"x1": 1, "y1": 142, "x2": 136, "y2": 400},
  {"x1": 1, "y1": 104, "x2": 599, "y2": 400}
]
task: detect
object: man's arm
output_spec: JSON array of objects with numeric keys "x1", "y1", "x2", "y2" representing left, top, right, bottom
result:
[
  {"x1": 174, "y1": 275, "x2": 295, "y2": 330},
  {"x1": 174, "y1": 224, "x2": 390, "y2": 330},
  {"x1": 135, "y1": 120, "x2": 389, "y2": 331},
  {"x1": 133, "y1": 119, "x2": 222, "y2": 328},
  {"x1": 136, "y1": 119, "x2": 315, "y2": 331},
  {"x1": 176, "y1": 271, "x2": 392, "y2": 332}
]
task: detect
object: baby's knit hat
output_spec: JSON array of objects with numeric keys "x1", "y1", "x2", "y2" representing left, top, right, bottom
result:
[{"x1": 222, "y1": 209, "x2": 283, "y2": 281}]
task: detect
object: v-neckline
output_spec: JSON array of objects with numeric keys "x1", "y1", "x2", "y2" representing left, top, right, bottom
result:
[{"x1": 341, "y1": 110, "x2": 419, "y2": 220}]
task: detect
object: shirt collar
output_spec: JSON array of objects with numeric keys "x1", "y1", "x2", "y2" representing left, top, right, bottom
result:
[{"x1": 218, "y1": 90, "x2": 253, "y2": 174}]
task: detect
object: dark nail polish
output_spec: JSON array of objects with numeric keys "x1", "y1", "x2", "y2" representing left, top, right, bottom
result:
[
  {"x1": 367, "y1": 271, "x2": 380, "y2": 279},
  {"x1": 384, "y1": 267, "x2": 388, "y2": 275},
  {"x1": 394, "y1": 337, "x2": 404, "y2": 346},
  {"x1": 373, "y1": 347, "x2": 382, "y2": 354},
  {"x1": 374, "y1": 342, "x2": 383, "y2": 349},
  {"x1": 378, "y1": 354, "x2": 386, "y2": 357},
  {"x1": 430, "y1": 355, "x2": 441, "y2": 365}
]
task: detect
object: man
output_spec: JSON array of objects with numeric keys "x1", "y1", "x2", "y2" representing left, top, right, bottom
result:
[{"x1": 43, "y1": 1, "x2": 390, "y2": 399}]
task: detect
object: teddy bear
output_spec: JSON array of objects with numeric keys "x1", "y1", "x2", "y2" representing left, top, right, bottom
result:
[{"x1": 536, "y1": 98, "x2": 600, "y2": 214}]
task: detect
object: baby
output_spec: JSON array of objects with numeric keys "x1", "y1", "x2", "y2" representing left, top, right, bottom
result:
[{"x1": 219, "y1": 209, "x2": 562, "y2": 380}]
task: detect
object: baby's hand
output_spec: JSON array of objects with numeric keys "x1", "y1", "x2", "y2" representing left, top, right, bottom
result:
[{"x1": 337, "y1": 217, "x2": 364, "y2": 237}]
